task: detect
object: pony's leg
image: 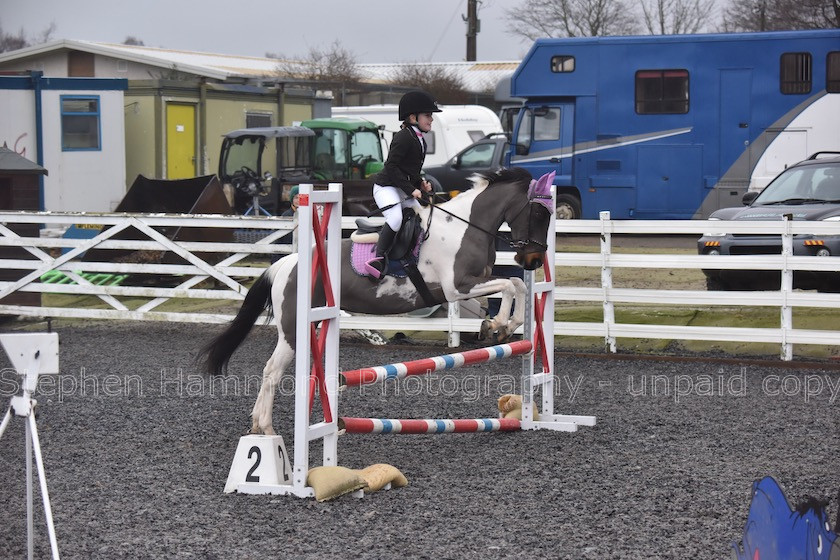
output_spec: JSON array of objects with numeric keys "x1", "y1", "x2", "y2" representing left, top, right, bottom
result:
[
  {"x1": 480, "y1": 281, "x2": 515, "y2": 341},
  {"x1": 250, "y1": 254, "x2": 297, "y2": 434},
  {"x1": 449, "y1": 277, "x2": 524, "y2": 343},
  {"x1": 505, "y1": 276, "x2": 528, "y2": 335},
  {"x1": 250, "y1": 339, "x2": 294, "y2": 435},
  {"x1": 479, "y1": 277, "x2": 527, "y2": 342}
]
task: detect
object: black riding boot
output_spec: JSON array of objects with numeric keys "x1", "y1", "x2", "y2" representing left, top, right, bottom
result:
[{"x1": 364, "y1": 224, "x2": 398, "y2": 281}]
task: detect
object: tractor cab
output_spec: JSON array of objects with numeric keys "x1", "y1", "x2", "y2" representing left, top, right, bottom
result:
[
  {"x1": 301, "y1": 117, "x2": 385, "y2": 182},
  {"x1": 219, "y1": 126, "x2": 315, "y2": 215}
]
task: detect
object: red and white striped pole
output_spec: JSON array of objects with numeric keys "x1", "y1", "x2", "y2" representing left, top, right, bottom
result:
[
  {"x1": 340, "y1": 417, "x2": 521, "y2": 434},
  {"x1": 342, "y1": 339, "x2": 533, "y2": 387}
]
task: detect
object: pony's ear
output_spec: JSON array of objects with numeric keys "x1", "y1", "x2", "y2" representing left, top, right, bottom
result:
[
  {"x1": 529, "y1": 171, "x2": 556, "y2": 198},
  {"x1": 537, "y1": 171, "x2": 556, "y2": 190}
]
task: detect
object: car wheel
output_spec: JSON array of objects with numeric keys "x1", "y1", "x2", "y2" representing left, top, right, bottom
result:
[
  {"x1": 424, "y1": 174, "x2": 443, "y2": 193},
  {"x1": 556, "y1": 193, "x2": 581, "y2": 220}
]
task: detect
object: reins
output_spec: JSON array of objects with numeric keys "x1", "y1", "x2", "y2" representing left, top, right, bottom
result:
[
  {"x1": 423, "y1": 192, "x2": 550, "y2": 251},
  {"x1": 421, "y1": 192, "x2": 508, "y2": 244},
  {"x1": 367, "y1": 187, "x2": 549, "y2": 251}
]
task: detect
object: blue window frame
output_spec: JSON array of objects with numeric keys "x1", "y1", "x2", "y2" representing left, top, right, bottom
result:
[{"x1": 60, "y1": 95, "x2": 101, "y2": 151}]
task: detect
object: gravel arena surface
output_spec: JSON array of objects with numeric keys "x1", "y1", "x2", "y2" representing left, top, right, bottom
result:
[{"x1": 1, "y1": 321, "x2": 839, "y2": 559}]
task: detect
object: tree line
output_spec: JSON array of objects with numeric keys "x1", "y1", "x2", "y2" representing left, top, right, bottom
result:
[
  {"x1": 506, "y1": 0, "x2": 837, "y2": 37},
  {"x1": 2, "y1": 0, "x2": 836, "y2": 104}
]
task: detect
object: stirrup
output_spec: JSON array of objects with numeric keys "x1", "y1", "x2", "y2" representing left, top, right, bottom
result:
[{"x1": 364, "y1": 257, "x2": 386, "y2": 280}]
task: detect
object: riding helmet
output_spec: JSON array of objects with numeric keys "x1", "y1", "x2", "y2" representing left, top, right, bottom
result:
[{"x1": 398, "y1": 90, "x2": 443, "y2": 121}]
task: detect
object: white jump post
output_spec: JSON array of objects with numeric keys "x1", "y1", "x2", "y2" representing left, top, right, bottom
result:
[
  {"x1": 0, "y1": 332, "x2": 61, "y2": 560},
  {"x1": 231, "y1": 182, "x2": 343, "y2": 498},
  {"x1": 521, "y1": 187, "x2": 596, "y2": 431}
]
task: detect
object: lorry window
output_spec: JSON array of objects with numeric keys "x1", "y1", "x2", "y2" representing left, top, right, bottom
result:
[
  {"x1": 512, "y1": 106, "x2": 561, "y2": 153},
  {"x1": 499, "y1": 107, "x2": 518, "y2": 135},
  {"x1": 829, "y1": 52, "x2": 840, "y2": 93},
  {"x1": 514, "y1": 108, "x2": 534, "y2": 149},
  {"x1": 551, "y1": 55, "x2": 575, "y2": 73},
  {"x1": 534, "y1": 108, "x2": 561, "y2": 141},
  {"x1": 780, "y1": 52, "x2": 812, "y2": 94},
  {"x1": 635, "y1": 69, "x2": 689, "y2": 114}
]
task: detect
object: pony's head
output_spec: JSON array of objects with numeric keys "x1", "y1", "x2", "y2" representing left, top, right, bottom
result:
[{"x1": 475, "y1": 168, "x2": 553, "y2": 271}]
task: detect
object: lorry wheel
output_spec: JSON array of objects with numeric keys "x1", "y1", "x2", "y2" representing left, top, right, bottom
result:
[{"x1": 556, "y1": 194, "x2": 581, "y2": 220}]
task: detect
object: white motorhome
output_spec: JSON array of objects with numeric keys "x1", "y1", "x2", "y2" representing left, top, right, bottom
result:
[{"x1": 332, "y1": 104, "x2": 503, "y2": 167}]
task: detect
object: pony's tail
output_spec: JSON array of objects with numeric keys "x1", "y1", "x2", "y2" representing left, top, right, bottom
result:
[{"x1": 199, "y1": 270, "x2": 274, "y2": 375}]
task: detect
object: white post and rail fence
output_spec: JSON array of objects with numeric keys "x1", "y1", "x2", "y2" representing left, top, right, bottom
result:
[{"x1": 0, "y1": 209, "x2": 839, "y2": 360}]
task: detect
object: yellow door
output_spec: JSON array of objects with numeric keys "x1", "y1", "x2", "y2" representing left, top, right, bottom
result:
[{"x1": 166, "y1": 104, "x2": 196, "y2": 179}]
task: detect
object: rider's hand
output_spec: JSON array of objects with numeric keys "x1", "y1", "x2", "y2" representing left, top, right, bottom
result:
[{"x1": 412, "y1": 189, "x2": 422, "y2": 199}]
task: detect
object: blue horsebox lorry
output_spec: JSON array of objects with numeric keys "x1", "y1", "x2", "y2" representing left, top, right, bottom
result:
[{"x1": 506, "y1": 30, "x2": 840, "y2": 220}]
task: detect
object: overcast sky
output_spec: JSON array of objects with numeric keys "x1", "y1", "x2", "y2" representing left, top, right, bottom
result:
[{"x1": 3, "y1": 0, "x2": 532, "y2": 63}]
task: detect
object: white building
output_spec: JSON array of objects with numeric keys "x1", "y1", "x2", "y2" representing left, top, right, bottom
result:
[{"x1": 0, "y1": 72, "x2": 127, "y2": 212}]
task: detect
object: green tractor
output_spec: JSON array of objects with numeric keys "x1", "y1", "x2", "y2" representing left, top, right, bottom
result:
[
  {"x1": 302, "y1": 117, "x2": 385, "y2": 181},
  {"x1": 301, "y1": 117, "x2": 385, "y2": 215}
]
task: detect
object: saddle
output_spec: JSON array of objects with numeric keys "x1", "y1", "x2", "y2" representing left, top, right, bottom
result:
[
  {"x1": 349, "y1": 210, "x2": 436, "y2": 306},
  {"x1": 352, "y1": 208, "x2": 420, "y2": 262}
]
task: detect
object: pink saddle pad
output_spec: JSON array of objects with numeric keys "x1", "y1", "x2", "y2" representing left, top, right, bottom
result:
[{"x1": 349, "y1": 239, "x2": 421, "y2": 278}]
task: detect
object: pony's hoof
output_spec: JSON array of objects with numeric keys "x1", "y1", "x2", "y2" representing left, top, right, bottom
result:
[
  {"x1": 479, "y1": 319, "x2": 494, "y2": 341},
  {"x1": 480, "y1": 319, "x2": 512, "y2": 343},
  {"x1": 492, "y1": 326, "x2": 511, "y2": 344},
  {"x1": 248, "y1": 423, "x2": 275, "y2": 436}
]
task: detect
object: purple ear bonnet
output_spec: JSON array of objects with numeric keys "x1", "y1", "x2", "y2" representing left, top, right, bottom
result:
[{"x1": 528, "y1": 171, "x2": 555, "y2": 213}]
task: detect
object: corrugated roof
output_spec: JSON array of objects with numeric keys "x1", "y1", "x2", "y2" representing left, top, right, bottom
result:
[
  {"x1": 357, "y1": 61, "x2": 520, "y2": 92},
  {"x1": 0, "y1": 147, "x2": 48, "y2": 175},
  {"x1": 0, "y1": 40, "x2": 519, "y2": 92},
  {"x1": 0, "y1": 39, "x2": 290, "y2": 81},
  {"x1": 80, "y1": 41, "x2": 289, "y2": 78}
]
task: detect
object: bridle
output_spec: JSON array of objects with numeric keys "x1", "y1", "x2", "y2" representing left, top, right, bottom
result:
[
  {"x1": 422, "y1": 189, "x2": 550, "y2": 252},
  {"x1": 508, "y1": 194, "x2": 551, "y2": 252}
]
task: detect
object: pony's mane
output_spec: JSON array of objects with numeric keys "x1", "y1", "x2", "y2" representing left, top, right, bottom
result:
[{"x1": 468, "y1": 167, "x2": 532, "y2": 190}]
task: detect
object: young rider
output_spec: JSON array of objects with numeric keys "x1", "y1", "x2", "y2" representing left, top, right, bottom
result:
[{"x1": 364, "y1": 90, "x2": 441, "y2": 281}]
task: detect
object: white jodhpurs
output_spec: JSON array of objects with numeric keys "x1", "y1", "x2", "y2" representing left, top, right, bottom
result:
[{"x1": 373, "y1": 183, "x2": 421, "y2": 231}]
